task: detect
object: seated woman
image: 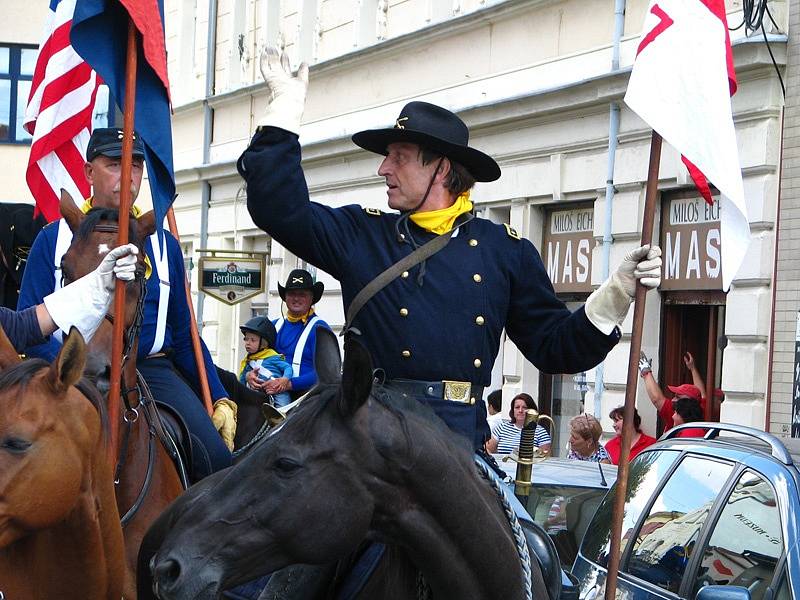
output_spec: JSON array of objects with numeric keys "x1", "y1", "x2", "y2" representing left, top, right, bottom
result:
[
  {"x1": 485, "y1": 392, "x2": 552, "y2": 455},
  {"x1": 567, "y1": 413, "x2": 611, "y2": 463},
  {"x1": 604, "y1": 406, "x2": 657, "y2": 465}
]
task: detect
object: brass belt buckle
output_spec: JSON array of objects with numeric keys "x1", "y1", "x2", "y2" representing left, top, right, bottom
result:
[{"x1": 442, "y1": 380, "x2": 474, "y2": 404}]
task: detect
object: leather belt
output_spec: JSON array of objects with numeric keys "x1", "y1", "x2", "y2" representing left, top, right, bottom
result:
[{"x1": 384, "y1": 379, "x2": 482, "y2": 405}]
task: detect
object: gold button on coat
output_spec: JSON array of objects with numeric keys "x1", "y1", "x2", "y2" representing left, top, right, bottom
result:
[
  {"x1": 400, "y1": 308, "x2": 408, "y2": 317},
  {"x1": 475, "y1": 315, "x2": 485, "y2": 325},
  {"x1": 401, "y1": 271, "x2": 409, "y2": 278},
  {"x1": 473, "y1": 274, "x2": 482, "y2": 283},
  {"x1": 402, "y1": 350, "x2": 411, "y2": 358},
  {"x1": 469, "y1": 239, "x2": 478, "y2": 247},
  {"x1": 473, "y1": 359, "x2": 482, "y2": 368}
]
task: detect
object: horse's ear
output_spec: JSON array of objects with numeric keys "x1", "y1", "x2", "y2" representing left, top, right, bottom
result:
[
  {"x1": 137, "y1": 210, "x2": 157, "y2": 239},
  {"x1": 339, "y1": 335, "x2": 373, "y2": 417},
  {"x1": 0, "y1": 324, "x2": 22, "y2": 371},
  {"x1": 314, "y1": 328, "x2": 341, "y2": 385},
  {"x1": 49, "y1": 327, "x2": 87, "y2": 393},
  {"x1": 60, "y1": 189, "x2": 84, "y2": 233}
]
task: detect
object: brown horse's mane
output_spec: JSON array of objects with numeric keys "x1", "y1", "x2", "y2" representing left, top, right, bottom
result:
[
  {"x1": 0, "y1": 358, "x2": 109, "y2": 441},
  {"x1": 77, "y1": 207, "x2": 144, "y2": 244}
]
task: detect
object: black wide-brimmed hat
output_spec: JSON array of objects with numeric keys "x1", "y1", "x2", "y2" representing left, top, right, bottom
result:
[
  {"x1": 86, "y1": 127, "x2": 145, "y2": 162},
  {"x1": 352, "y1": 101, "x2": 500, "y2": 182},
  {"x1": 278, "y1": 269, "x2": 324, "y2": 304}
]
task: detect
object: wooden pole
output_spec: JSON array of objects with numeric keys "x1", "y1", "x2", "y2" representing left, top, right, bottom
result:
[
  {"x1": 166, "y1": 206, "x2": 214, "y2": 416},
  {"x1": 107, "y1": 18, "x2": 138, "y2": 466},
  {"x1": 604, "y1": 130, "x2": 662, "y2": 600}
]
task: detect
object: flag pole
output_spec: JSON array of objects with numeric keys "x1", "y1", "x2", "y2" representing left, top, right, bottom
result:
[
  {"x1": 166, "y1": 207, "x2": 214, "y2": 416},
  {"x1": 107, "y1": 17, "x2": 138, "y2": 466},
  {"x1": 604, "y1": 130, "x2": 662, "y2": 600}
]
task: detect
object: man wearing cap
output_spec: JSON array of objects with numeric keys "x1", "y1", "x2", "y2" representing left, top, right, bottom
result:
[
  {"x1": 18, "y1": 127, "x2": 235, "y2": 479},
  {"x1": 246, "y1": 268, "x2": 331, "y2": 399},
  {"x1": 639, "y1": 351, "x2": 708, "y2": 437},
  {"x1": 237, "y1": 48, "x2": 662, "y2": 450}
]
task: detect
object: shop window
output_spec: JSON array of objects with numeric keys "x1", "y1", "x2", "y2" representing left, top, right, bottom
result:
[
  {"x1": 691, "y1": 471, "x2": 782, "y2": 599},
  {"x1": 0, "y1": 44, "x2": 36, "y2": 143}
]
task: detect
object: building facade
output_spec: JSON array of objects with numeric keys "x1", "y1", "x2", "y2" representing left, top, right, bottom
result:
[{"x1": 3, "y1": 1, "x2": 788, "y2": 449}]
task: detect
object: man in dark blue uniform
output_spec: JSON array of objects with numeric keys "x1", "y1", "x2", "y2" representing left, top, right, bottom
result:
[{"x1": 238, "y1": 48, "x2": 662, "y2": 449}]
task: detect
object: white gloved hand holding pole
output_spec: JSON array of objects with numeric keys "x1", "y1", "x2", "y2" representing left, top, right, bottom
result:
[
  {"x1": 257, "y1": 47, "x2": 309, "y2": 135},
  {"x1": 43, "y1": 244, "x2": 139, "y2": 341},
  {"x1": 585, "y1": 245, "x2": 662, "y2": 335}
]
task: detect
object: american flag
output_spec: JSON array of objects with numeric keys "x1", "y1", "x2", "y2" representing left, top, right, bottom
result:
[{"x1": 24, "y1": 0, "x2": 100, "y2": 222}]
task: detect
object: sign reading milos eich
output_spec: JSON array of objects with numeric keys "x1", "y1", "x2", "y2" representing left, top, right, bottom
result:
[
  {"x1": 661, "y1": 194, "x2": 722, "y2": 291},
  {"x1": 198, "y1": 250, "x2": 267, "y2": 305},
  {"x1": 542, "y1": 205, "x2": 594, "y2": 294}
]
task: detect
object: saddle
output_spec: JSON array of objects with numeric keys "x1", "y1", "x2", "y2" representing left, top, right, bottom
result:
[{"x1": 153, "y1": 401, "x2": 193, "y2": 487}]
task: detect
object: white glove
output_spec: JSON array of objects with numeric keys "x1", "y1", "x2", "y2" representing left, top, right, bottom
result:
[
  {"x1": 43, "y1": 244, "x2": 139, "y2": 341},
  {"x1": 638, "y1": 352, "x2": 652, "y2": 377},
  {"x1": 258, "y1": 47, "x2": 309, "y2": 135},
  {"x1": 585, "y1": 245, "x2": 662, "y2": 335}
]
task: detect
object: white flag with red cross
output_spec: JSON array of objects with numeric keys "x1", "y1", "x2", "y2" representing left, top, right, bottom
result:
[{"x1": 625, "y1": 0, "x2": 750, "y2": 291}]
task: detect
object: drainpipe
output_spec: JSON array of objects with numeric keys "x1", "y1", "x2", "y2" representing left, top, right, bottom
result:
[
  {"x1": 196, "y1": 0, "x2": 218, "y2": 334},
  {"x1": 593, "y1": 0, "x2": 625, "y2": 417}
]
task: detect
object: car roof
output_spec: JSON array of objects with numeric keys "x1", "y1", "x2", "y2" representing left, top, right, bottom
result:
[{"x1": 531, "y1": 458, "x2": 618, "y2": 489}]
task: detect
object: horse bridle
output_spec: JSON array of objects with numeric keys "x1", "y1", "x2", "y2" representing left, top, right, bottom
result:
[{"x1": 61, "y1": 223, "x2": 174, "y2": 525}]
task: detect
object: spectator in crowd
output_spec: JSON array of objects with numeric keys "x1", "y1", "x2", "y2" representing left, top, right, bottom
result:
[
  {"x1": 485, "y1": 392, "x2": 552, "y2": 455},
  {"x1": 567, "y1": 413, "x2": 611, "y2": 463},
  {"x1": 604, "y1": 405, "x2": 657, "y2": 465},
  {"x1": 639, "y1": 351, "x2": 707, "y2": 437},
  {"x1": 485, "y1": 389, "x2": 506, "y2": 429}
]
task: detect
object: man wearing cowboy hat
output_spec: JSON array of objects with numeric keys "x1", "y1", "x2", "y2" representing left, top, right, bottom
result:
[
  {"x1": 246, "y1": 268, "x2": 331, "y2": 399},
  {"x1": 237, "y1": 48, "x2": 662, "y2": 449}
]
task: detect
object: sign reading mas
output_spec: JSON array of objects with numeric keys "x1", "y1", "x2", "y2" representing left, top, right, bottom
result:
[
  {"x1": 661, "y1": 194, "x2": 721, "y2": 291},
  {"x1": 542, "y1": 205, "x2": 594, "y2": 294}
]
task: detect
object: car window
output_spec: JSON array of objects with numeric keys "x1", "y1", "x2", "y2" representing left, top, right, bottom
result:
[
  {"x1": 626, "y1": 456, "x2": 734, "y2": 594},
  {"x1": 527, "y1": 484, "x2": 610, "y2": 567},
  {"x1": 691, "y1": 471, "x2": 783, "y2": 599},
  {"x1": 580, "y1": 450, "x2": 679, "y2": 567},
  {"x1": 773, "y1": 566, "x2": 791, "y2": 600}
]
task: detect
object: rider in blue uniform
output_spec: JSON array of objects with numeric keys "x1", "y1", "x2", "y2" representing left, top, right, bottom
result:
[
  {"x1": 244, "y1": 269, "x2": 331, "y2": 400},
  {"x1": 18, "y1": 128, "x2": 234, "y2": 480},
  {"x1": 238, "y1": 50, "x2": 663, "y2": 450}
]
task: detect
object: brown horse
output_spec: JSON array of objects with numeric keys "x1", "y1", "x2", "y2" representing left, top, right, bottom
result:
[
  {"x1": 0, "y1": 325, "x2": 126, "y2": 599},
  {"x1": 59, "y1": 193, "x2": 184, "y2": 598},
  {"x1": 145, "y1": 329, "x2": 554, "y2": 600}
]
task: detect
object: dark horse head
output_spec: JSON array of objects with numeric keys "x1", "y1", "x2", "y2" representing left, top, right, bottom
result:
[
  {"x1": 58, "y1": 191, "x2": 155, "y2": 393},
  {"x1": 148, "y1": 329, "x2": 529, "y2": 600}
]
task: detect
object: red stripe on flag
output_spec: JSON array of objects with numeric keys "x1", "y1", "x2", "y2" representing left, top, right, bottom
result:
[
  {"x1": 699, "y1": 0, "x2": 737, "y2": 94},
  {"x1": 25, "y1": 161, "x2": 61, "y2": 222},
  {"x1": 637, "y1": 4, "x2": 674, "y2": 57},
  {"x1": 29, "y1": 21, "x2": 72, "y2": 100},
  {"x1": 29, "y1": 103, "x2": 95, "y2": 163},
  {"x1": 119, "y1": 0, "x2": 171, "y2": 104},
  {"x1": 38, "y1": 62, "x2": 93, "y2": 115},
  {"x1": 682, "y1": 156, "x2": 714, "y2": 206}
]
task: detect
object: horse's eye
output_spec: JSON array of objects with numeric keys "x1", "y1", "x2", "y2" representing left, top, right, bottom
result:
[
  {"x1": 1, "y1": 437, "x2": 32, "y2": 454},
  {"x1": 273, "y1": 457, "x2": 302, "y2": 475}
]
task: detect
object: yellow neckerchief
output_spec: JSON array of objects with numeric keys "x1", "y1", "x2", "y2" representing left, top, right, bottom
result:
[
  {"x1": 409, "y1": 192, "x2": 472, "y2": 235},
  {"x1": 81, "y1": 197, "x2": 151, "y2": 278},
  {"x1": 238, "y1": 346, "x2": 280, "y2": 376},
  {"x1": 286, "y1": 307, "x2": 315, "y2": 324}
]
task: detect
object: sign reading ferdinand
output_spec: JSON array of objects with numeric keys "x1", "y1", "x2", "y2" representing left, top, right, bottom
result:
[
  {"x1": 198, "y1": 250, "x2": 267, "y2": 305},
  {"x1": 542, "y1": 205, "x2": 594, "y2": 294},
  {"x1": 661, "y1": 193, "x2": 722, "y2": 291}
]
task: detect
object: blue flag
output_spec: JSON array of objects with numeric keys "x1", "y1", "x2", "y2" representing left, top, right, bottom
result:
[{"x1": 71, "y1": 0, "x2": 174, "y2": 233}]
